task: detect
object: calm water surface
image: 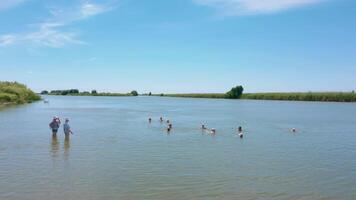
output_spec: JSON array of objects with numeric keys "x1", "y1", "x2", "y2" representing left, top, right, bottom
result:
[{"x1": 0, "y1": 96, "x2": 356, "y2": 200}]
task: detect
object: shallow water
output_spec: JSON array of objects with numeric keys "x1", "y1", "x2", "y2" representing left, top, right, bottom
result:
[{"x1": 0, "y1": 96, "x2": 356, "y2": 200}]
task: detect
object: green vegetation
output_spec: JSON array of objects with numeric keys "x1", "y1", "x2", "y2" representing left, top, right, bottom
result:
[
  {"x1": 46, "y1": 89, "x2": 138, "y2": 97},
  {"x1": 161, "y1": 93, "x2": 227, "y2": 99},
  {"x1": 157, "y1": 85, "x2": 244, "y2": 99},
  {"x1": 0, "y1": 81, "x2": 41, "y2": 105},
  {"x1": 48, "y1": 89, "x2": 79, "y2": 95},
  {"x1": 226, "y1": 86, "x2": 244, "y2": 99},
  {"x1": 155, "y1": 85, "x2": 356, "y2": 102},
  {"x1": 241, "y1": 92, "x2": 356, "y2": 102},
  {"x1": 41, "y1": 85, "x2": 356, "y2": 102},
  {"x1": 131, "y1": 90, "x2": 138, "y2": 96},
  {"x1": 161, "y1": 92, "x2": 356, "y2": 102}
]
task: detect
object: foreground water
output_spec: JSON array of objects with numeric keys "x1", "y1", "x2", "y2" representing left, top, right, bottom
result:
[{"x1": 0, "y1": 96, "x2": 356, "y2": 200}]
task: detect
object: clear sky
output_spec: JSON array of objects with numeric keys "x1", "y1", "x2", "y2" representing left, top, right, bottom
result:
[{"x1": 0, "y1": 0, "x2": 355, "y2": 93}]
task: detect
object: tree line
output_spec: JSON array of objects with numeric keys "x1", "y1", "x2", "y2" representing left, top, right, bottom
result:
[{"x1": 42, "y1": 89, "x2": 139, "y2": 96}]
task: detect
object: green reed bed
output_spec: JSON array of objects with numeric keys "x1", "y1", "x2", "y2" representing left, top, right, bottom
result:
[
  {"x1": 162, "y1": 93, "x2": 227, "y2": 99},
  {"x1": 241, "y1": 92, "x2": 356, "y2": 102},
  {"x1": 159, "y1": 92, "x2": 356, "y2": 102}
]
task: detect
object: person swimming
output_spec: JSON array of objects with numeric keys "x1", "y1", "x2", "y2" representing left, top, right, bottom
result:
[
  {"x1": 168, "y1": 123, "x2": 172, "y2": 129},
  {"x1": 237, "y1": 126, "x2": 243, "y2": 138},
  {"x1": 210, "y1": 128, "x2": 216, "y2": 134},
  {"x1": 201, "y1": 124, "x2": 207, "y2": 130},
  {"x1": 291, "y1": 128, "x2": 297, "y2": 133},
  {"x1": 166, "y1": 120, "x2": 170, "y2": 124}
]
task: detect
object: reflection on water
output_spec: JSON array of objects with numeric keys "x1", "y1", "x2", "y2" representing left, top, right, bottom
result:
[
  {"x1": 63, "y1": 134, "x2": 71, "y2": 160},
  {"x1": 50, "y1": 134, "x2": 59, "y2": 158},
  {"x1": 50, "y1": 133, "x2": 71, "y2": 160}
]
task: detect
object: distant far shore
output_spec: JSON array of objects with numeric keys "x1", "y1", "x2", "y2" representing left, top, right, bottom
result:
[
  {"x1": 30, "y1": 85, "x2": 356, "y2": 103},
  {"x1": 158, "y1": 92, "x2": 356, "y2": 103},
  {"x1": 41, "y1": 89, "x2": 138, "y2": 97},
  {"x1": 43, "y1": 91, "x2": 356, "y2": 103}
]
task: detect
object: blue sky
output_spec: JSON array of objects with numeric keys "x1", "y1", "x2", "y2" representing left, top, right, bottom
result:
[{"x1": 0, "y1": 0, "x2": 355, "y2": 93}]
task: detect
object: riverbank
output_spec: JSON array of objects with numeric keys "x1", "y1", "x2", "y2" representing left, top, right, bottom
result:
[
  {"x1": 241, "y1": 92, "x2": 356, "y2": 102},
  {"x1": 155, "y1": 93, "x2": 226, "y2": 99},
  {"x1": 159, "y1": 92, "x2": 356, "y2": 102},
  {"x1": 0, "y1": 81, "x2": 41, "y2": 106}
]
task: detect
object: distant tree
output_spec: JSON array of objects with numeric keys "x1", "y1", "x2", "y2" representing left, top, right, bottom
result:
[
  {"x1": 41, "y1": 90, "x2": 49, "y2": 95},
  {"x1": 149, "y1": 92, "x2": 152, "y2": 96},
  {"x1": 352, "y1": 90, "x2": 355, "y2": 94},
  {"x1": 131, "y1": 90, "x2": 138, "y2": 96},
  {"x1": 91, "y1": 90, "x2": 97, "y2": 95},
  {"x1": 226, "y1": 85, "x2": 244, "y2": 99},
  {"x1": 160, "y1": 93, "x2": 164, "y2": 96},
  {"x1": 61, "y1": 90, "x2": 68, "y2": 95},
  {"x1": 69, "y1": 89, "x2": 79, "y2": 94}
]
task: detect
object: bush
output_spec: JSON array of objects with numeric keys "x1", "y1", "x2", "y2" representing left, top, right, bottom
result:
[
  {"x1": 131, "y1": 90, "x2": 138, "y2": 96},
  {"x1": 0, "y1": 81, "x2": 41, "y2": 104},
  {"x1": 226, "y1": 85, "x2": 244, "y2": 99}
]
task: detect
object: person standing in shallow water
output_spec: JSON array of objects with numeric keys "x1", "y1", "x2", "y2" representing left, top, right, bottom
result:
[
  {"x1": 63, "y1": 118, "x2": 73, "y2": 137},
  {"x1": 49, "y1": 116, "x2": 60, "y2": 136}
]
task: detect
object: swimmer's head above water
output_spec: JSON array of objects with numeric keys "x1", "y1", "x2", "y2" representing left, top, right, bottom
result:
[{"x1": 211, "y1": 128, "x2": 216, "y2": 134}]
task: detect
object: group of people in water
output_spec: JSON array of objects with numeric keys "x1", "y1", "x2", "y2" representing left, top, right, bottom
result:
[
  {"x1": 48, "y1": 116, "x2": 296, "y2": 139},
  {"x1": 148, "y1": 117, "x2": 245, "y2": 138},
  {"x1": 49, "y1": 116, "x2": 73, "y2": 137},
  {"x1": 149, "y1": 116, "x2": 298, "y2": 137},
  {"x1": 149, "y1": 117, "x2": 174, "y2": 132}
]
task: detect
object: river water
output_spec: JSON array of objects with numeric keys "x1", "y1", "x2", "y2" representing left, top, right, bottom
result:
[{"x1": 0, "y1": 96, "x2": 355, "y2": 200}]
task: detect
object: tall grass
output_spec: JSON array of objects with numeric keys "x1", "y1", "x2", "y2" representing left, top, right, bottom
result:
[
  {"x1": 159, "y1": 93, "x2": 227, "y2": 99},
  {"x1": 0, "y1": 81, "x2": 41, "y2": 105},
  {"x1": 160, "y1": 92, "x2": 356, "y2": 102},
  {"x1": 241, "y1": 92, "x2": 356, "y2": 102}
]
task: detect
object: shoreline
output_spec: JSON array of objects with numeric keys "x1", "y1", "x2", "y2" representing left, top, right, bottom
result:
[
  {"x1": 41, "y1": 92, "x2": 356, "y2": 103},
  {"x1": 155, "y1": 92, "x2": 356, "y2": 103}
]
